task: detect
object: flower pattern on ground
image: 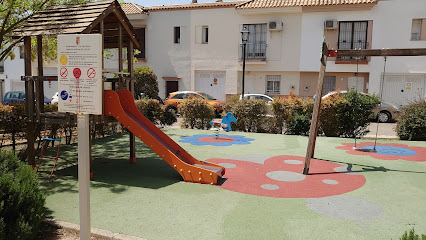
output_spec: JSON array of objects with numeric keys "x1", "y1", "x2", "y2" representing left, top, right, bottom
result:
[
  {"x1": 179, "y1": 134, "x2": 254, "y2": 146},
  {"x1": 208, "y1": 155, "x2": 366, "y2": 198},
  {"x1": 336, "y1": 142, "x2": 426, "y2": 162}
]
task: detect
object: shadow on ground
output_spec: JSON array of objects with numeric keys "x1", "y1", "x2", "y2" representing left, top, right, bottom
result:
[{"x1": 37, "y1": 133, "x2": 182, "y2": 196}]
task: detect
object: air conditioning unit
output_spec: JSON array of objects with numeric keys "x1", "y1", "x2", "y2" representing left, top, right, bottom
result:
[
  {"x1": 324, "y1": 20, "x2": 338, "y2": 30},
  {"x1": 269, "y1": 21, "x2": 283, "y2": 31}
]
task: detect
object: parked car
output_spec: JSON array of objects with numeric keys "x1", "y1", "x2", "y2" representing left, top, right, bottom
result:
[
  {"x1": 4, "y1": 91, "x2": 51, "y2": 104},
  {"x1": 4, "y1": 91, "x2": 26, "y2": 104},
  {"x1": 322, "y1": 91, "x2": 400, "y2": 123},
  {"x1": 51, "y1": 92, "x2": 59, "y2": 104},
  {"x1": 240, "y1": 94, "x2": 274, "y2": 103},
  {"x1": 165, "y1": 91, "x2": 225, "y2": 117}
]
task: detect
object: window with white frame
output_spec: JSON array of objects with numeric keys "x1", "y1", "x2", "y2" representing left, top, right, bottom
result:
[
  {"x1": 266, "y1": 75, "x2": 280, "y2": 94},
  {"x1": 242, "y1": 24, "x2": 267, "y2": 59},
  {"x1": 411, "y1": 19, "x2": 422, "y2": 40},
  {"x1": 202, "y1": 26, "x2": 208, "y2": 44}
]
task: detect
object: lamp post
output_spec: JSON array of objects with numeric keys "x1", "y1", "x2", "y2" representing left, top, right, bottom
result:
[{"x1": 241, "y1": 26, "x2": 250, "y2": 98}]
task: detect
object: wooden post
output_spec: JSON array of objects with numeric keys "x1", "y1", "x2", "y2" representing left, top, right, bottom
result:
[
  {"x1": 118, "y1": 25, "x2": 123, "y2": 89},
  {"x1": 24, "y1": 36, "x2": 36, "y2": 167},
  {"x1": 303, "y1": 41, "x2": 328, "y2": 175},
  {"x1": 127, "y1": 40, "x2": 136, "y2": 163},
  {"x1": 37, "y1": 36, "x2": 44, "y2": 116}
]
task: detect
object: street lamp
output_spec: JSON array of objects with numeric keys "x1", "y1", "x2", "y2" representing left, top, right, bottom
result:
[{"x1": 241, "y1": 26, "x2": 250, "y2": 98}]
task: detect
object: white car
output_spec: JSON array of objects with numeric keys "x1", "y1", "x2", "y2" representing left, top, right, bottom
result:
[
  {"x1": 51, "y1": 92, "x2": 59, "y2": 104},
  {"x1": 239, "y1": 94, "x2": 274, "y2": 103}
]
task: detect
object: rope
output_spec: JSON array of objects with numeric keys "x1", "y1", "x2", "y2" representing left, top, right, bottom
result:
[
  {"x1": 353, "y1": 58, "x2": 360, "y2": 148},
  {"x1": 373, "y1": 56, "x2": 387, "y2": 150}
]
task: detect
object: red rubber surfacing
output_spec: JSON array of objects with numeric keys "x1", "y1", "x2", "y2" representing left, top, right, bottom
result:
[{"x1": 209, "y1": 155, "x2": 366, "y2": 198}]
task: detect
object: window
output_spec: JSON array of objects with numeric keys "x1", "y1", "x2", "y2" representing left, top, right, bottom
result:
[
  {"x1": 242, "y1": 24, "x2": 267, "y2": 59},
  {"x1": 322, "y1": 76, "x2": 336, "y2": 95},
  {"x1": 171, "y1": 93, "x2": 185, "y2": 99},
  {"x1": 19, "y1": 46, "x2": 24, "y2": 59},
  {"x1": 411, "y1": 19, "x2": 422, "y2": 40},
  {"x1": 174, "y1": 27, "x2": 180, "y2": 44},
  {"x1": 0, "y1": 61, "x2": 3, "y2": 72},
  {"x1": 134, "y1": 28, "x2": 145, "y2": 59},
  {"x1": 202, "y1": 26, "x2": 208, "y2": 44},
  {"x1": 266, "y1": 75, "x2": 280, "y2": 94},
  {"x1": 338, "y1": 21, "x2": 368, "y2": 59}
]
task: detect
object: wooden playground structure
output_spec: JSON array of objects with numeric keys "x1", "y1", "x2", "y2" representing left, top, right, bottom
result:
[{"x1": 14, "y1": 0, "x2": 141, "y2": 172}]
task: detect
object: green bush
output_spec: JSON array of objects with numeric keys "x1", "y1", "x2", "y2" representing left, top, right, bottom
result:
[
  {"x1": 134, "y1": 67, "x2": 159, "y2": 99},
  {"x1": 319, "y1": 89, "x2": 379, "y2": 137},
  {"x1": 179, "y1": 97, "x2": 215, "y2": 129},
  {"x1": 0, "y1": 103, "x2": 27, "y2": 151},
  {"x1": 286, "y1": 113, "x2": 311, "y2": 135},
  {"x1": 0, "y1": 151, "x2": 45, "y2": 240},
  {"x1": 270, "y1": 95, "x2": 313, "y2": 134},
  {"x1": 399, "y1": 228, "x2": 426, "y2": 240},
  {"x1": 135, "y1": 99, "x2": 177, "y2": 127},
  {"x1": 396, "y1": 101, "x2": 426, "y2": 141},
  {"x1": 224, "y1": 99, "x2": 267, "y2": 132}
]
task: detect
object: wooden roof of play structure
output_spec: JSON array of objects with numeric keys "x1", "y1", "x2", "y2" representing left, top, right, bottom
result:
[{"x1": 13, "y1": 0, "x2": 140, "y2": 48}]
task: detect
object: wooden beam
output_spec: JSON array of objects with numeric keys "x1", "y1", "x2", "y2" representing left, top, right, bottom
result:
[
  {"x1": 328, "y1": 48, "x2": 426, "y2": 57},
  {"x1": 37, "y1": 35, "x2": 44, "y2": 118},
  {"x1": 118, "y1": 24, "x2": 123, "y2": 89},
  {"x1": 303, "y1": 41, "x2": 328, "y2": 175},
  {"x1": 24, "y1": 36, "x2": 36, "y2": 167},
  {"x1": 127, "y1": 40, "x2": 136, "y2": 164}
]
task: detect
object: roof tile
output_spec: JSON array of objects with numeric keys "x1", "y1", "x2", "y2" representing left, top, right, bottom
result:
[{"x1": 237, "y1": 0, "x2": 378, "y2": 9}]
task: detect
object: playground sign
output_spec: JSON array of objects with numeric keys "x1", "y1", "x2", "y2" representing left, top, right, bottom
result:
[{"x1": 57, "y1": 34, "x2": 102, "y2": 114}]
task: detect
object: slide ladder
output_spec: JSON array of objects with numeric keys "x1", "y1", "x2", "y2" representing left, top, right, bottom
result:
[{"x1": 104, "y1": 90, "x2": 225, "y2": 185}]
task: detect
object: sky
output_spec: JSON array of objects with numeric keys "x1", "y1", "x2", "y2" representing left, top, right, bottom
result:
[{"x1": 132, "y1": 0, "x2": 235, "y2": 7}]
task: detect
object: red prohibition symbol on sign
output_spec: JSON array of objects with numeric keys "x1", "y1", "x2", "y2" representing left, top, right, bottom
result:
[
  {"x1": 73, "y1": 68, "x2": 82, "y2": 79},
  {"x1": 60, "y1": 67, "x2": 68, "y2": 78},
  {"x1": 87, "y1": 68, "x2": 96, "y2": 79}
]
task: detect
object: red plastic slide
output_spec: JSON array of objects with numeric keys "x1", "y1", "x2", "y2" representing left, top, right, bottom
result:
[{"x1": 104, "y1": 90, "x2": 225, "y2": 185}]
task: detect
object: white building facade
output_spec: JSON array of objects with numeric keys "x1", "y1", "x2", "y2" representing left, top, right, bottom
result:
[{"x1": 122, "y1": 0, "x2": 426, "y2": 107}]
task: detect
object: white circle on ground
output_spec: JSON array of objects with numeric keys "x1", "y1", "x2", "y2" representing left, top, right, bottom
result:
[
  {"x1": 218, "y1": 163, "x2": 236, "y2": 168},
  {"x1": 306, "y1": 195, "x2": 383, "y2": 221},
  {"x1": 261, "y1": 184, "x2": 280, "y2": 190},
  {"x1": 284, "y1": 160, "x2": 303, "y2": 165},
  {"x1": 266, "y1": 171, "x2": 306, "y2": 182},
  {"x1": 322, "y1": 179, "x2": 339, "y2": 185},
  {"x1": 334, "y1": 166, "x2": 362, "y2": 175}
]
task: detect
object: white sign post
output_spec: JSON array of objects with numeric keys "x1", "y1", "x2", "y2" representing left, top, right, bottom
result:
[{"x1": 58, "y1": 34, "x2": 103, "y2": 240}]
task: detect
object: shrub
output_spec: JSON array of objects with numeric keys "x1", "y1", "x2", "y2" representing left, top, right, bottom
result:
[
  {"x1": 0, "y1": 103, "x2": 27, "y2": 152},
  {"x1": 396, "y1": 101, "x2": 426, "y2": 141},
  {"x1": 134, "y1": 67, "x2": 159, "y2": 99},
  {"x1": 270, "y1": 95, "x2": 313, "y2": 134},
  {"x1": 286, "y1": 113, "x2": 311, "y2": 135},
  {"x1": 179, "y1": 97, "x2": 215, "y2": 129},
  {"x1": 224, "y1": 99, "x2": 267, "y2": 132},
  {"x1": 399, "y1": 228, "x2": 426, "y2": 240},
  {"x1": 135, "y1": 99, "x2": 177, "y2": 127},
  {"x1": 339, "y1": 89, "x2": 380, "y2": 137},
  {"x1": 319, "y1": 89, "x2": 379, "y2": 137},
  {"x1": 0, "y1": 151, "x2": 45, "y2": 240}
]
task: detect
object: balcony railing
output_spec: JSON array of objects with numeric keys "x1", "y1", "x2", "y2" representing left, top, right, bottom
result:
[
  {"x1": 337, "y1": 41, "x2": 369, "y2": 60},
  {"x1": 240, "y1": 43, "x2": 267, "y2": 60}
]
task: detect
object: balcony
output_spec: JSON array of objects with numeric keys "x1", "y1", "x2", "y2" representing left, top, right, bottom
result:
[
  {"x1": 240, "y1": 43, "x2": 267, "y2": 61},
  {"x1": 336, "y1": 41, "x2": 369, "y2": 64}
]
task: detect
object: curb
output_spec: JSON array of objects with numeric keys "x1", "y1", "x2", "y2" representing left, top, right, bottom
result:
[{"x1": 45, "y1": 219, "x2": 147, "y2": 240}]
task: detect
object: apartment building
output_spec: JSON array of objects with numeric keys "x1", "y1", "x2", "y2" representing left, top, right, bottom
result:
[{"x1": 121, "y1": 0, "x2": 426, "y2": 107}]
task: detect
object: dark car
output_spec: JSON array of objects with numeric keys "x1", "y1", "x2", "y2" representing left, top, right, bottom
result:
[{"x1": 3, "y1": 91, "x2": 51, "y2": 104}]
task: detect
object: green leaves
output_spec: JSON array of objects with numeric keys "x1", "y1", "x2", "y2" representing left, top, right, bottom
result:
[{"x1": 396, "y1": 101, "x2": 426, "y2": 141}]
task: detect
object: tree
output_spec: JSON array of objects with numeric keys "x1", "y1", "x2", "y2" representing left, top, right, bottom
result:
[
  {"x1": 0, "y1": 0, "x2": 88, "y2": 61},
  {"x1": 134, "y1": 67, "x2": 160, "y2": 100}
]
